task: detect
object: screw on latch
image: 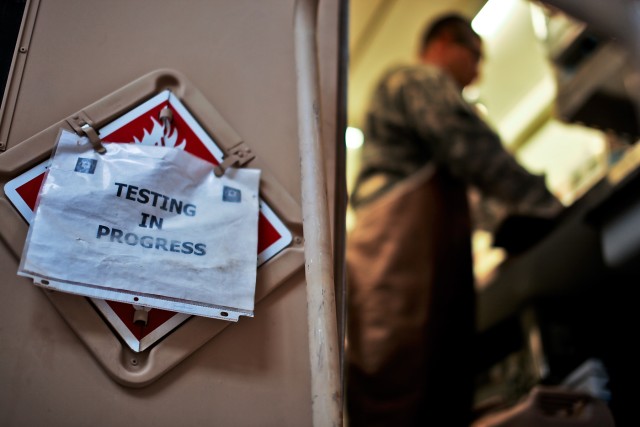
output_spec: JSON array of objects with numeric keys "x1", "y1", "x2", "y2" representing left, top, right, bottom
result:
[
  {"x1": 133, "y1": 305, "x2": 149, "y2": 326},
  {"x1": 19, "y1": 46, "x2": 27, "y2": 53}
]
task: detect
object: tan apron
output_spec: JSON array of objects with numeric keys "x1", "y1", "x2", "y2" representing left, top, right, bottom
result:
[{"x1": 346, "y1": 166, "x2": 476, "y2": 427}]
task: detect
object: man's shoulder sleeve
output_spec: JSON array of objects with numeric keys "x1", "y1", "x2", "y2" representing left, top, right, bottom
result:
[{"x1": 397, "y1": 66, "x2": 468, "y2": 112}]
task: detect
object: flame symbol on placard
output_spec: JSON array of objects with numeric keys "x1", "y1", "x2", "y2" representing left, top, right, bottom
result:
[{"x1": 134, "y1": 117, "x2": 187, "y2": 149}]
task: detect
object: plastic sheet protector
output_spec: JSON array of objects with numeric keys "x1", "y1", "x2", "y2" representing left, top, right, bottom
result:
[{"x1": 18, "y1": 130, "x2": 261, "y2": 321}]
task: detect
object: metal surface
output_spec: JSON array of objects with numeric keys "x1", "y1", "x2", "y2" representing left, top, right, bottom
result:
[{"x1": 294, "y1": 0, "x2": 343, "y2": 425}]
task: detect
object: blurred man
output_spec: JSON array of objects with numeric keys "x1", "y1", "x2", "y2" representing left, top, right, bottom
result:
[{"x1": 346, "y1": 13, "x2": 563, "y2": 427}]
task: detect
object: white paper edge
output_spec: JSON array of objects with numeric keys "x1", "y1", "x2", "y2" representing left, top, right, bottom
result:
[{"x1": 23, "y1": 274, "x2": 249, "y2": 321}]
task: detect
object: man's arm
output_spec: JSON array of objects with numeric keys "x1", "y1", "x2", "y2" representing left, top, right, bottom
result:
[{"x1": 400, "y1": 67, "x2": 563, "y2": 217}]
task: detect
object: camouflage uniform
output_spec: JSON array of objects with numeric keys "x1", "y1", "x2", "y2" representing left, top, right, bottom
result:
[
  {"x1": 351, "y1": 64, "x2": 560, "y2": 214},
  {"x1": 346, "y1": 64, "x2": 561, "y2": 427}
]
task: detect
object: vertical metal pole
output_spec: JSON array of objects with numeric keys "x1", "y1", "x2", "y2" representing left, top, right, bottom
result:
[{"x1": 293, "y1": 0, "x2": 343, "y2": 425}]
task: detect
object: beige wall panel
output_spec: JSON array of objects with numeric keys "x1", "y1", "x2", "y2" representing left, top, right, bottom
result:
[
  {"x1": 0, "y1": 242, "x2": 311, "y2": 427},
  {"x1": 1, "y1": 243, "x2": 312, "y2": 426},
  {"x1": 6, "y1": 0, "x2": 301, "y2": 198},
  {"x1": 0, "y1": 0, "x2": 343, "y2": 425}
]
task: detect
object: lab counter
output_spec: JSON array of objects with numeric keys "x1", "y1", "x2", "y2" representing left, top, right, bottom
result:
[
  {"x1": 477, "y1": 147, "x2": 640, "y2": 333},
  {"x1": 474, "y1": 148, "x2": 640, "y2": 424}
]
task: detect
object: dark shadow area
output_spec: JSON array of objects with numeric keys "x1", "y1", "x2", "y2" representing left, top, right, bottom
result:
[{"x1": 0, "y1": 0, "x2": 26, "y2": 101}]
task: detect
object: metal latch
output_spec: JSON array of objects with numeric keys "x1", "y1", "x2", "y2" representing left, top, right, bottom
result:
[
  {"x1": 214, "y1": 142, "x2": 255, "y2": 177},
  {"x1": 67, "y1": 112, "x2": 106, "y2": 154}
]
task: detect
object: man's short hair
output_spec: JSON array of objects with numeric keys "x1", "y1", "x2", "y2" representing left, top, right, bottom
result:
[{"x1": 419, "y1": 13, "x2": 479, "y2": 54}]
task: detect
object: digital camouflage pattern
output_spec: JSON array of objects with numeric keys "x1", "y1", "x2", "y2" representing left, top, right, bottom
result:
[{"x1": 351, "y1": 63, "x2": 562, "y2": 217}]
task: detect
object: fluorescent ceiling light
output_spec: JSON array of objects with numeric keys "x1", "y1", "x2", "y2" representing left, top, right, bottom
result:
[
  {"x1": 529, "y1": 3, "x2": 549, "y2": 41},
  {"x1": 472, "y1": 0, "x2": 518, "y2": 38},
  {"x1": 345, "y1": 127, "x2": 364, "y2": 150}
]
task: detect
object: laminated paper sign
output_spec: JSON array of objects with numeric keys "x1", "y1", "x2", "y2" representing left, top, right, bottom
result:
[{"x1": 18, "y1": 130, "x2": 261, "y2": 321}]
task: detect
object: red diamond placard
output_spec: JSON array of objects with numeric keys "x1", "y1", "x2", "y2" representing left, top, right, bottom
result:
[{"x1": 5, "y1": 90, "x2": 292, "y2": 351}]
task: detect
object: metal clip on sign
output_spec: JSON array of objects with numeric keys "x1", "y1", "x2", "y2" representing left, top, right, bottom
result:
[
  {"x1": 80, "y1": 123, "x2": 106, "y2": 154},
  {"x1": 67, "y1": 113, "x2": 107, "y2": 154},
  {"x1": 213, "y1": 142, "x2": 255, "y2": 177}
]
